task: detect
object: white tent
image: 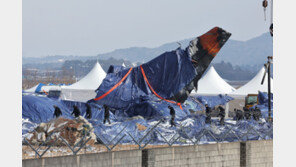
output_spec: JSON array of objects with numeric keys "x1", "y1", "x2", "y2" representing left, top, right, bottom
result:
[
  {"x1": 24, "y1": 84, "x2": 39, "y2": 93},
  {"x1": 122, "y1": 62, "x2": 126, "y2": 67},
  {"x1": 231, "y1": 67, "x2": 273, "y2": 95},
  {"x1": 62, "y1": 61, "x2": 106, "y2": 90},
  {"x1": 192, "y1": 66, "x2": 236, "y2": 95},
  {"x1": 60, "y1": 61, "x2": 106, "y2": 102},
  {"x1": 41, "y1": 85, "x2": 61, "y2": 92}
]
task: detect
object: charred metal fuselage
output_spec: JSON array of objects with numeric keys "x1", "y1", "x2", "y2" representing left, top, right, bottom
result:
[{"x1": 170, "y1": 27, "x2": 231, "y2": 103}]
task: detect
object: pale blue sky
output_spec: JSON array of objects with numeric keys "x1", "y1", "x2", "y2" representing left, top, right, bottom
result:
[{"x1": 23, "y1": 0, "x2": 272, "y2": 57}]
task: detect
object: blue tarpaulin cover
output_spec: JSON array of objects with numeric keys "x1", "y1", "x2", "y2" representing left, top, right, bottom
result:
[
  {"x1": 251, "y1": 91, "x2": 273, "y2": 118},
  {"x1": 258, "y1": 91, "x2": 273, "y2": 105},
  {"x1": 91, "y1": 48, "x2": 196, "y2": 109},
  {"x1": 191, "y1": 94, "x2": 234, "y2": 108},
  {"x1": 91, "y1": 27, "x2": 232, "y2": 110},
  {"x1": 35, "y1": 83, "x2": 45, "y2": 93},
  {"x1": 22, "y1": 95, "x2": 115, "y2": 124},
  {"x1": 22, "y1": 95, "x2": 272, "y2": 144}
]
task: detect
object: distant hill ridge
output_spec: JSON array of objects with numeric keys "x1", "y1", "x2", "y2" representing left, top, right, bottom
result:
[{"x1": 23, "y1": 32, "x2": 272, "y2": 66}]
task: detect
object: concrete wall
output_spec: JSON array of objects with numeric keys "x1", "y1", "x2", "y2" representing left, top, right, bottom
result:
[
  {"x1": 23, "y1": 149, "x2": 142, "y2": 167},
  {"x1": 144, "y1": 142, "x2": 241, "y2": 167},
  {"x1": 245, "y1": 140, "x2": 273, "y2": 167},
  {"x1": 23, "y1": 140, "x2": 273, "y2": 167}
]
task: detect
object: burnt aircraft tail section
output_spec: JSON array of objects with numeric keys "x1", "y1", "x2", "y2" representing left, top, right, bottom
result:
[{"x1": 169, "y1": 27, "x2": 231, "y2": 103}]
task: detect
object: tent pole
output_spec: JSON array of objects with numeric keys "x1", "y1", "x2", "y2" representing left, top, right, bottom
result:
[
  {"x1": 268, "y1": 57, "x2": 272, "y2": 122},
  {"x1": 225, "y1": 103, "x2": 229, "y2": 119}
]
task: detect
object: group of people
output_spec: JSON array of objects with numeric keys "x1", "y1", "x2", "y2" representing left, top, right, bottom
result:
[
  {"x1": 204, "y1": 105, "x2": 262, "y2": 125},
  {"x1": 53, "y1": 104, "x2": 111, "y2": 124},
  {"x1": 235, "y1": 106, "x2": 262, "y2": 121},
  {"x1": 53, "y1": 102, "x2": 262, "y2": 127},
  {"x1": 205, "y1": 104, "x2": 225, "y2": 125}
]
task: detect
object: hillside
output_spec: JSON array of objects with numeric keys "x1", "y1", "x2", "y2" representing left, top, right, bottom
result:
[
  {"x1": 23, "y1": 32, "x2": 272, "y2": 66},
  {"x1": 96, "y1": 32, "x2": 272, "y2": 66}
]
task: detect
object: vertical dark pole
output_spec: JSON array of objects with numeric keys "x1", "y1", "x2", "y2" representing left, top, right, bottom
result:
[{"x1": 267, "y1": 59, "x2": 272, "y2": 122}]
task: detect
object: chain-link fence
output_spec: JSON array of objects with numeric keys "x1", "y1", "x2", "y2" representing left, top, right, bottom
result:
[{"x1": 22, "y1": 117, "x2": 273, "y2": 159}]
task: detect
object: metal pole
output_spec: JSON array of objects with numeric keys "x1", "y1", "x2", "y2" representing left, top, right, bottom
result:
[
  {"x1": 267, "y1": 58, "x2": 272, "y2": 122},
  {"x1": 270, "y1": 0, "x2": 273, "y2": 24}
]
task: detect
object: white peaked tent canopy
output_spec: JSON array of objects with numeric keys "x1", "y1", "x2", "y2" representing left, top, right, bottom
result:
[
  {"x1": 231, "y1": 67, "x2": 273, "y2": 95},
  {"x1": 193, "y1": 66, "x2": 236, "y2": 94},
  {"x1": 122, "y1": 62, "x2": 126, "y2": 67},
  {"x1": 41, "y1": 85, "x2": 61, "y2": 92},
  {"x1": 25, "y1": 84, "x2": 39, "y2": 93},
  {"x1": 63, "y1": 61, "x2": 106, "y2": 90}
]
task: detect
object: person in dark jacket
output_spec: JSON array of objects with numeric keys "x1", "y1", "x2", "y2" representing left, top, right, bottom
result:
[
  {"x1": 243, "y1": 107, "x2": 251, "y2": 120},
  {"x1": 250, "y1": 108, "x2": 255, "y2": 120},
  {"x1": 218, "y1": 105, "x2": 225, "y2": 125},
  {"x1": 71, "y1": 105, "x2": 81, "y2": 118},
  {"x1": 53, "y1": 105, "x2": 62, "y2": 118},
  {"x1": 168, "y1": 106, "x2": 176, "y2": 127},
  {"x1": 85, "y1": 103, "x2": 92, "y2": 119},
  {"x1": 234, "y1": 108, "x2": 244, "y2": 121},
  {"x1": 253, "y1": 106, "x2": 262, "y2": 121},
  {"x1": 205, "y1": 104, "x2": 212, "y2": 124},
  {"x1": 103, "y1": 105, "x2": 111, "y2": 124}
]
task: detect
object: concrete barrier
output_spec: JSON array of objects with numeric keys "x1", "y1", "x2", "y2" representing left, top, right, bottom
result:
[{"x1": 23, "y1": 140, "x2": 273, "y2": 167}]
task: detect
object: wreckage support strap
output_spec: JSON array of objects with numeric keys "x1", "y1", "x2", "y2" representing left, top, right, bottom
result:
[
  {"x1": 140, "y1": 65, "x2": 183, "y2": 110},
  {"x1": 94, "y1": 67, "x2": 133, "y2": 101},
  {"x1": 42, "y1": 89, "x2": 48, "y2": 95}
]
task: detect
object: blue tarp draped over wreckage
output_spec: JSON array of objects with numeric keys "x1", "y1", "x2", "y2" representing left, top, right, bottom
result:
[
  {"x1": 22, "y1": 94, "x2": 231, "y2": 124},
  {"x1": 91, "y1": 48, "x2": 196, "y2": 109},
  {"x1": 91, "y1": 27, "x2": 232, "y2": 111},
  {"x1": 22, "y1": 95, "x2": 72, "y2": 124},
  {"x1": 22, "y1": 95, "x2": 274, "y2": 144},
  {"x1": 258, "y1": 91, "x2": 273, "y2": 105},
  {"x1": 22, "y1": 95, "x2": 116, "y2": 124},
  {"x1": 191, "y1": 94, "x2": 234, "y2": 108},
  {"x1": 250, "y1": 91, "x2": 273, "y2": 118},
  {"x1": 35, "y1": 83, "x2": 45, "y2": 93}
]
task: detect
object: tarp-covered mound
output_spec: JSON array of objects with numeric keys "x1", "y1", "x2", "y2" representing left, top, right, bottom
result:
[
  {"x1": 258, "y1": 91, "x2": 273, "y2": 105},
  {"x1": 251, "y1": 91, "x2": 273, "y2": 118},
  {"x1": 22, "y1": 94, "x2": 272, "y2": 144},
  {"x1": 123, "y1": 96, "x2": 203, "y2": 120},
  {"x1": 191, "y1": 94, "x2": 234, "y2": 108},
  {"x1": 92, "y1": 27, "x2": 231, "y2": 109},
  {"x1": 22, "y1": 95, "x2": 72, "y2": 124},
  {"x1": 22, "y1": 94, "x2": 232, "y2": 125},
  {"x1": 22, "y1": 95, "x2": 115, "y2": 124},
  {"x1": 92, "y1": 48, "x2": 196, "y2": 109},
  {"x1": 24, "y1": 83, "x2": 45, "y2": 93},
  {"x1": 93, "y1": 115, "x2": 272, "y2": 145}
]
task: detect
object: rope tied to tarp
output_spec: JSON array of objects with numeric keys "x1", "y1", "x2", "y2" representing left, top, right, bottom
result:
[
  {"x1": 140, "y1": 65, "x2": 183, "y2": 110},
  {"x1": 93, "y1": 66, "x2": 183, "y2": 110},
  {"x1": 42, "y1": 89, "x2": 48, "y2": 95},
  {"x1": 93, "y1": 67, "x2": 133, "y2": 101}
]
